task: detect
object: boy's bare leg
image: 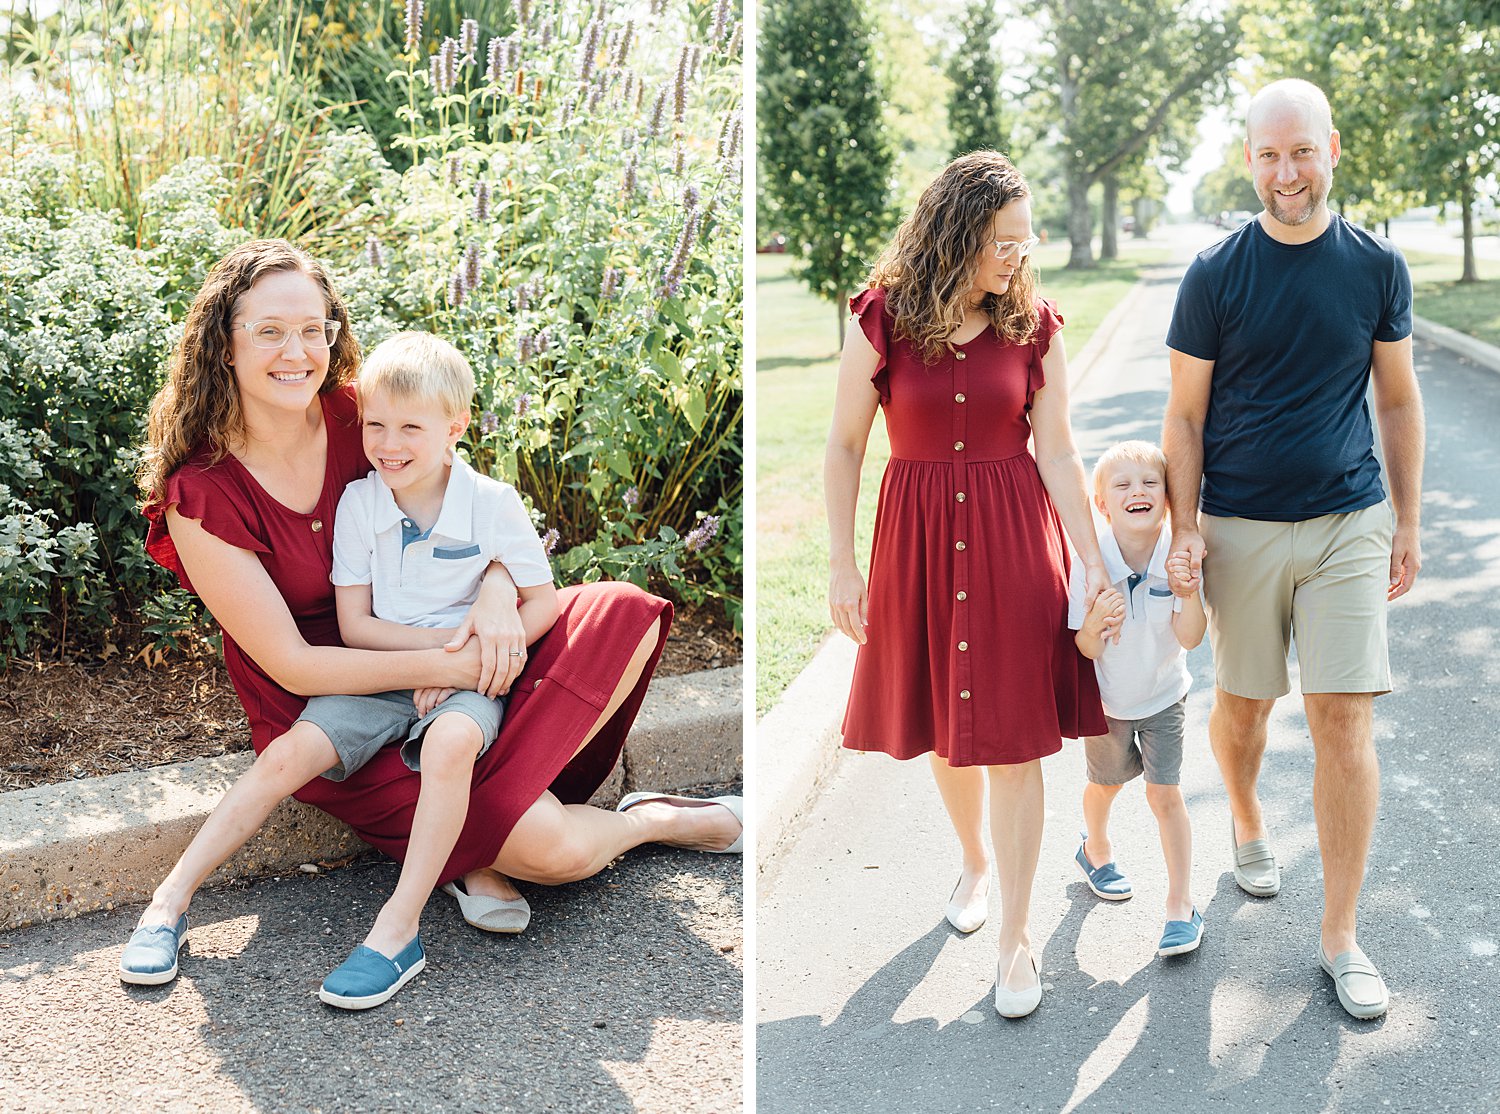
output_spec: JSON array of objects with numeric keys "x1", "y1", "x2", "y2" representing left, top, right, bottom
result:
[
  {"x1": 1305, "y1": 692, "x2": 1378, "y2": 957},
  {"x1": 1146, "y1": 782, "x2": 1195, "y2": 921},
  {"x1": 1210, "y1": 688, "x2": 1276, "y2": 844},
  {"x1": 929, "y1": 752, "x2": 992, "y2": 906},
  {"x1": 1082, "y1": 781, "x2": 1123, "y2": 866},
  {"x1": 138, "y1": 722, "x2": 338, "y2": 927},
  {"x1": 363, "y1": 712, "x2": 484, "y2": 958}
]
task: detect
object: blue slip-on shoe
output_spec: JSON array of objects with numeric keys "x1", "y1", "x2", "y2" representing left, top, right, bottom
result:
[
  {"x1": 1074, "y1": 836, "x2": 1132, "y2": 901},
  {"x1": 318, "y1": 937, "x2": 426, "y2": 1010},
  {"x1": 119, "y1": 914, "x2": 189, "y2": 986},
  {"x1": 1158, "y1": 908, "x2": 1205, "y2": 957}
]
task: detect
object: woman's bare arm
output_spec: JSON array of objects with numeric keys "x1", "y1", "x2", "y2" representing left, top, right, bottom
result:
[
  {"x1": 168, "y1": 507, "x2": 482, "y2": 697},
  {"x1": 824, "y1": 318, "x2": 883, "y2": 644}
]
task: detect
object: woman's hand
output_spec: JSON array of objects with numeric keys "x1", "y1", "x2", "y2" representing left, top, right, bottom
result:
[
  {"x1": 446, "y1": 561, "x2": 527, "y2": 697},
  {"x1": 446, "y1": 597, "x2": 526, "y2": 697},
  {"x1": 1082, "y1": 562, "x2": 1112, "y2": 613},
  {"x1": 413, "y1": 687, "x2": 460, "y2": 716},
  {"x1": 829, "y1": 562, "x2": 870, "y2": 645}
]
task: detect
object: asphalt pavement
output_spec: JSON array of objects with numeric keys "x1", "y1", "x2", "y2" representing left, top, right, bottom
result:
[
  {"x1": 1, "y1": 829, "x2": 741, "y2": 1111},
  {"x1": 756, "y1": 223, "x2": 1500, "y2": 1113}
]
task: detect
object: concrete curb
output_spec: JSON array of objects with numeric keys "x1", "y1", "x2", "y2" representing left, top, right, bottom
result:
[
  {"x1": 0, "y1": 665, "x2": 741, "y2": 930},
  {"x1": 753, "y1": 636, "x2": 855, "y2": 877},
  {"x1": 1413, "y1": 313, "x2": 1500, "y2": 375}
]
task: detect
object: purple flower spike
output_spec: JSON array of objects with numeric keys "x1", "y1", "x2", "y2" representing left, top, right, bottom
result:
[
  {"x1": 684, "y1": 514, "x2": 720, "y2": 553},
  {"x1": 516, "y1": 393, "x2": 532, "y2": 417},
  {"x1": 480, "y1": 409, "x2": 499, "y2": 435},
  {"x1": 404, "y1": 0, "x2": 424, "y2": 52},
  {"x1": 460, "y1": 18, "x2": 479, "y2": 61},
  {"x1": 623, "y1": 486, "x2": 640, "y2": 509},
  {"x1": 543, "y1": 528, "x2": 560, "y2": 555}
]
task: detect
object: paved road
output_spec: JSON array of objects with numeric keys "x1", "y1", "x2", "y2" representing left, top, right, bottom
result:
[
  {"x1": 757, "y1": 223, "x2": 1500, "y2": 1113},
  {"x1": 1, "y1": 841, "x2": 741, "y2": 1112}
]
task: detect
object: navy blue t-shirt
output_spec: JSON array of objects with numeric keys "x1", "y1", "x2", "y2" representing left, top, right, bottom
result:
[{"x1": 1165, "y1": 214, "x2": 1412, "y2": 521}]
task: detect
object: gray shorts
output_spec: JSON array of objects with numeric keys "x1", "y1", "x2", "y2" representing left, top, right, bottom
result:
[
  {"x1": 1082, "y1": 700, "x2": 1186, "y2": 786},
  {"x1": 296, "y1": 689, "x2": 504, "y2": 782}
]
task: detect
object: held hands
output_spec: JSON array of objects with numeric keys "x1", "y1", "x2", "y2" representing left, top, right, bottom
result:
[
  {"x1": 446, "y1": 596, "x2": 527, "y2": 697},
  {"x1": 413, "y1": 687, "x2": 460, "y2": 716},
  {"x1": 1083, "y1": 587, "x2": 1126, "y2": 645},
  {"x1": 1167, "y1": 531, "x2": 1206, "y2": 598},
  {"x1": 828, "y1": 563, "x2": 870, "y2": 645}
]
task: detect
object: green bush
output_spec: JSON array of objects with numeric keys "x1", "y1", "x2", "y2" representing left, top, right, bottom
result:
[{"x1": 0, "y1": 0, "x2": 743, "y2": 662}]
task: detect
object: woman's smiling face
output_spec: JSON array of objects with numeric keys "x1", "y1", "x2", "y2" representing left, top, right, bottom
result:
[
  {"x1": 227, "y1": 269, "x2": 331, "y2": 418},
  {"x1": 969, "y1": 196, "x2": 1033, "y2": 304}
]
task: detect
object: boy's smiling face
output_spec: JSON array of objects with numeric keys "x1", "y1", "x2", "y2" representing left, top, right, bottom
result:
[
  {"x1": 1096, "y1": 458, "x2": 1168, "y2": 539},
  {"x1": 360, "y1": 388, "x2": 467, "y2": 499}
]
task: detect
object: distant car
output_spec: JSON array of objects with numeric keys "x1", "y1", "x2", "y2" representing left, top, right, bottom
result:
[
  {"x1": 1121, "y1": 215, "x2": 1135, "y2": 233},
  {"x1": 757, "y1": 233, "x2": 787, "y2": 254}
]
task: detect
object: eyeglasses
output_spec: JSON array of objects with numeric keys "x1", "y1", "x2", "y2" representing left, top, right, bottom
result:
[
  {"x1": 992, "y1": 236, "x2": 1040, "y2": 262},
  {"x1": 236, "y1": 319, "x2": 342, "y2": 349}
]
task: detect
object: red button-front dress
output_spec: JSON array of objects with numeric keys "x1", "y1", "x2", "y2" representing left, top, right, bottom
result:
[
  {"x1": 144, "y1": 386, "x2": 671, "y2": 882},
  {"x1": 841, "y1": 287, "x2": 1105, "y2": 766}
]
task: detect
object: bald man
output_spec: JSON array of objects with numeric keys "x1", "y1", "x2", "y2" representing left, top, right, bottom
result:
[{"x1": 1161, "y1": 79, "x2": 1425, "y2": 1020}]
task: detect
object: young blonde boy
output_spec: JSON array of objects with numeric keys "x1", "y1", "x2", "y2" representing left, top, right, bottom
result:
[
  {"x1": 1067, "y1": 440, "x2": 1208, "y2": 957},
  {"x1": 121, "y1": 332, "x2": 558, "y2": 1009}
]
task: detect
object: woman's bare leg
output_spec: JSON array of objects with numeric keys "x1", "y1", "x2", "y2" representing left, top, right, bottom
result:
[
  {"x1": 928, "y1": 752, "x2": 992, "y2": 908},
  {"x1": 988, "y1": 760, "x2": 1045, "y2": 992},
  {"x1": 138, "y1": 722, "x2": 338, "y2": 927},
  {"x1": 475, "y1": 618, "x2": 739, "y2": 886}
]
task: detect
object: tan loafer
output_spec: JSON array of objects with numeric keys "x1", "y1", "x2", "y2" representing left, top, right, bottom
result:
[
  {"x1": 1319, "y1": 942, "x2": 1389, "y2": 1020},
  {"x1": 1231, "y1": 816, "x2": 1280, "y2": 897}
]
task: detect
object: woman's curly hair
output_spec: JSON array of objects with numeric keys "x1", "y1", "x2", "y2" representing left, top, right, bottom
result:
[
  {"x1": 137, "y1": 239, "x2": 361, "y2": 503},
  {"x1": 868, "y1": 151, "x2": 1040, "y2": 362}
]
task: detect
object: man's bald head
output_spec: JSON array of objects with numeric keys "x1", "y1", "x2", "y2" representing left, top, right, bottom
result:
[{"x1": 1247, "y1": 79, "x2": 1334, "y2": 145}]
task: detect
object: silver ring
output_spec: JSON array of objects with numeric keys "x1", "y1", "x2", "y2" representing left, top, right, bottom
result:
[{"x1": 509, "y1": 651, "x2": 524, "y2": 657}]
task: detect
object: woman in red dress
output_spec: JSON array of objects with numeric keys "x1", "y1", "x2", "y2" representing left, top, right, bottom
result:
[
  {"x1": 123, "y1": 240, "x2": 741, "y2": 992},
  {"x1": 825, "y1": 153, "x2": 1108, "y2": 1017}
]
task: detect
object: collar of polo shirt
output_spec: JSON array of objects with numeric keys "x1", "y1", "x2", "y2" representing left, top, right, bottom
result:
[
  {"x1": 1098, "y1": 527, "x2": 1171, "y2": 588},
  {"x1": 368, "y1": 454, "x2": 481, "y2": 543}
]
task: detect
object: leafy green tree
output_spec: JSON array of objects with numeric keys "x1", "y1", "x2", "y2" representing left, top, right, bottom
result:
[
  {"x1": 1030, "y1": 0, "x2": 1238, "y2": 268},
  {"x1": 761, "y1": 0, "x2": 896, "y2": 340},
  {"x1": 1192, "y1": 141, "x2": 1261, "y2": 219},
  {"x1": 947, "y1": 0, "x2": 1005, "y2": 158}
]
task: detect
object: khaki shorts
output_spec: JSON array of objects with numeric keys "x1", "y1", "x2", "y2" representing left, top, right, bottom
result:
[{"x1": 1201, "y1": 501, "x2": 1393, "y2": 699}]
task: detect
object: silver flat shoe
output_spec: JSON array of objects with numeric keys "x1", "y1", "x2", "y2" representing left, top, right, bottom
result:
[
  {"x1": 1319, "y1": 942, "x2": 1388, "y2": 1020},
  {"x1": 1230, "y1": 815, "x2": 1280, "y2": 897},
  {"x1": 616, "y1": 791, "x2": 744, "y2": 853},
  {"x1": 944, "y1": 874, "x2": 989, "y2": 933},
  {"x1": 994, "y1": 950, "x2": 1042, "y2": 1019},
  {"x1": 440, "y1": 880, "x2": 530, "y2": 934}
]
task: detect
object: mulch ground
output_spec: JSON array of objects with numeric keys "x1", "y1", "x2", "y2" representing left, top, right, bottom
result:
[{"x1": 0, "y1": 602, "x2": 739, "y2": 792}]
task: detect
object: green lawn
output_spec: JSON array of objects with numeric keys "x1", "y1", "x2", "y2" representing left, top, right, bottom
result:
[
  {"x1": 1401, "y1": 250, "x2": 1500, "y2": 349},
  {"x1": 754, "y1": 242, "x2": 1168, "y2": 712}
]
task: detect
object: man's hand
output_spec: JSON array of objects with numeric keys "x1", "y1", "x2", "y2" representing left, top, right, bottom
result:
[
  {"x1": 1388, "y1": 523, "x2": 1422, "y2": 601},
  {"x1": 1168, "y1": 530, "x2": 1206, "y2": 597}
]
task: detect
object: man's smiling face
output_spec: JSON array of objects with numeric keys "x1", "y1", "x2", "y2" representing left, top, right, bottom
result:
[{"x1": 1246, "y1": 100, "x2": 1340, "y2": 231}]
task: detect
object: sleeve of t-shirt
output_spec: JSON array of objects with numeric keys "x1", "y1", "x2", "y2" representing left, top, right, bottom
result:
[
  {"x1": 1164, "y1": 255, "x2": 1220, "y2": 361},
  {"x1": 481, "y1": 483, "x2": 555, "y2": 589},
  {"x1": 1066, "y1": 555, "x2": 1087, "y2": 630},
  {"x1": 329, "y1": 482, "x2": 374, "y2": 586},
  {"x1": 1376, "y1": 248, "x2": 1413, "y2": 342}
]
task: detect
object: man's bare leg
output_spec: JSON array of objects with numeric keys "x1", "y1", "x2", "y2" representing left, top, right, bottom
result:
[
  {"x1": 1305, "y1": 691, "x2": 1378, "y2": 957},
  {"x1": 1210, "y1": 688, "x2": 1276, "y2": 845}
]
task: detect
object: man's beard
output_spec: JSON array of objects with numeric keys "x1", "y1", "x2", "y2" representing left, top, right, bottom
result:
[{"x1": 1262, "y1": 180, "x2": 1326, "y2": 226}]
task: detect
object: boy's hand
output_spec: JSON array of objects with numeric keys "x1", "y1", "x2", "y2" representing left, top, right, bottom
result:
[
  {"x1": 414, "y1": 687, "x2": 460, "y2": 716},
  {"x1": 1083, "y1": 587, "x2": 1126, "y2": 645},
  {"x1": 1166, "y1": 549, "x2": 1202, "y2": 597}
]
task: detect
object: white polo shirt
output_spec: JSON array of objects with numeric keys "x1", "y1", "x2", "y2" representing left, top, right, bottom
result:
[
  {"x1": 1067, "y1": 527, "x2": 1191, "y2": 721},
  {"x1": 331, "y1": 456, "x2": 553, "y2": 629}
]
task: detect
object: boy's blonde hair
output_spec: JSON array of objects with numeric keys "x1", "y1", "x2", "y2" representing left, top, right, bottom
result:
[
  {"x1": 357, "y1": 331, "x2": 474, "y2": 419},
  {"x1": 1092, "y1": 440, "x2": 1169, "y2": 501}
]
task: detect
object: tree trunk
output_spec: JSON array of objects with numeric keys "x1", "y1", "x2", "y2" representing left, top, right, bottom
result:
[
  {"x1": 1460, "y1": 175, "x2": 1478, "y2": 284},
  {"x1": 1067, "y1": 171, "x2": 1095, "y2": 269},
  {"x1": 837, "y1": 294, "x2": 846, "y2": 347},
  {"x1": 1100, "y1": 175, "x2": 1118, "y2": 261},
  {"x1": 1133, "y1": 197, "x2": 1150, "y2": 238}
]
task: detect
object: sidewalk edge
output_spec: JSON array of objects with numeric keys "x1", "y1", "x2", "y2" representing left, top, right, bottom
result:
[{"x1": 1413, "y1": 313, "x2": 1500, "y2": 375}]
